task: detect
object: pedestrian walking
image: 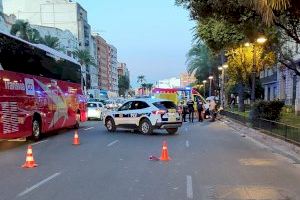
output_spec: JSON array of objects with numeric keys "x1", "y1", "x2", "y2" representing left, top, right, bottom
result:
[
  {"x1": 187, "y1": 98, "x2": 195, "y2": 123},
  {"x1": 209, "y1": 99, "x2": 217, "y2": 122},
  {"x1": 230, "y1": 94, "x2": 235, "y2": 111},
  {"x1": 182, "y1": 103, "x2": 188, "y2": 122},
  {"x1": 197, "y1": 100, "x2": 203, "y2": 122}
]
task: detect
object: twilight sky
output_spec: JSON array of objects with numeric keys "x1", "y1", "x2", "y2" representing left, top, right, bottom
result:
[{"x1": 76, "y1": 0, "x2": 195, "y2": 87}]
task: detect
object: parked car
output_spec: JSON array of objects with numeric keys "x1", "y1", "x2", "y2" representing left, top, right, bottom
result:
[
  {"x1": 104, "y1": 98, "x2": 182, "y2": 134},
  {"x1": 87, "y1": 102, "x2": 106, "y2": 120}
]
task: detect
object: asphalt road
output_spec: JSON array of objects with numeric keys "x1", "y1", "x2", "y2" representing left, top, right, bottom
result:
[{"x1": 0, "y1": 120, "x2": 300, "y2": 200}]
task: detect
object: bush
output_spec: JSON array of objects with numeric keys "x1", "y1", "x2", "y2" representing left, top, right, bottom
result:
[{"x1": 249, "y1": 100, "x2": 285, "y2": 121}]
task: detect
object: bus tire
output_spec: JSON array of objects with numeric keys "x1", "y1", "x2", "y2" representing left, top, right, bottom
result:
[{"x1": 31, "y1": 118, "x2": 41, "y2": 141}]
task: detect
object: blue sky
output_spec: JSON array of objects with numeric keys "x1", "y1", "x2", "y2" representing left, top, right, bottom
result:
[{"x1": 76, "y1": 0, "x2": 195, "y2": 87}]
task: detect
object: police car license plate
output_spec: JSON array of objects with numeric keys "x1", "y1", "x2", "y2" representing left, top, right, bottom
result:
[{"x1": 168, "y1": 113, "x2": 176, "y2": 122}]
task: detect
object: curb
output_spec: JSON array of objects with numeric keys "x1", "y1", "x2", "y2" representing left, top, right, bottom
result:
[{"x1": 220, "y1": 117, "x2": 300, "y2": 164}]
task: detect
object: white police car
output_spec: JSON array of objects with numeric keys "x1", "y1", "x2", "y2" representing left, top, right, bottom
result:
[{"x1": 104, "y1": 98, "x2": 182, "y2": 134}]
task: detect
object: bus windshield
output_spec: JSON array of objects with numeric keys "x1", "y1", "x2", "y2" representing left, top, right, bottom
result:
[{"x1": 0, "y1": 32, "x2": 81, "y2": 83}]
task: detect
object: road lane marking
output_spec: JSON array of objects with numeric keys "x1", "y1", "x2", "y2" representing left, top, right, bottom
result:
[
  {"x1": 32, "y1": 140, "x2": 48, "y2": 146},
  {"x1": 84, "y1": 127, "x2": 94, "y2": 131},
  {"x1": 107, "y1": 140, "x2": 119, "y2": 147},
  {"x1": 186, "y1": 140, "x2": 190, "y2": 148},
  {"x1": 186, "y1": 175, "x2": 193, "y2": 199},
  {"x1": 17, "y1": 172, "x2": 61, "y2": 197}
]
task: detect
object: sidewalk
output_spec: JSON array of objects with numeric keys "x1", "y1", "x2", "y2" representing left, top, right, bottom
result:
[{"x1": 220, "y1": 117, "x2": 300, "y2": 164}]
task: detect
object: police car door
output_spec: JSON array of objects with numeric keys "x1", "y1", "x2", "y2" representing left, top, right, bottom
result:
[
  {"x1": 114, "y1": 101, "x2": 133, "y2": 125},
  {"x1": 129, "y1": 101, "x2": 150, "y2": 126}
]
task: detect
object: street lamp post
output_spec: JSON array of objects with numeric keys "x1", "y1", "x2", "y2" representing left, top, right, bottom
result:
[
  {"x1": 249, "y1": 37, "x2": 267, "y2": 105},
  {"x1": 208, "y1": 76, "x2": 213, "y2": 97},
  {"x1": 202, "y1": 80, "x2": 207, "y2": 98},
  {"x1": 218, "y1": 64, "x2": 228, "y2": 108}
]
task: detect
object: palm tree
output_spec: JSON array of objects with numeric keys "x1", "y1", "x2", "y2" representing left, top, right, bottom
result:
[
  {"x1": 40, "y1": 35, "x2": 61, "y2": 50},
  {"x1": 141, "y1": 83, "x2": 147, "y2": 95},
  {"x1": 186, "y1": 42, "x2": 218, "y2": 82},
  {"x1": 27, "y1": 28, "x2": 41, "y2": 44},
  {"x1": 10, "y1": 20, "x2": 41, "y2": 43},
  {"x1": 10, "y1": 20, "x2": 31, "y2": 41},
  {"x1": 250, "y1": 0, "x2": 290, "y2": 25},
  {"x1": 73, "y1": 49, "x2": 96, "y2": 67},
  {"x1": 146, "y1": 83, "x2": 154, "y2": 95},
  {"x1": 137, "y1": 75, "x2": 146, "y2": 86}
]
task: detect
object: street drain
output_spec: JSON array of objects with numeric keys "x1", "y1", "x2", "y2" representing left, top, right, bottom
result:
[
  {"x1": 239, "y1": 158, "x2": 277, "y2": 166},
  {"x1": 204, "y1": 185, "x2": 296, "y2": 200}
]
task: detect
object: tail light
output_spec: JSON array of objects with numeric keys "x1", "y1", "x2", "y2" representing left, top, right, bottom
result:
[{"x1": 152, "y1": 110, "x2": 166, "y2": 115}]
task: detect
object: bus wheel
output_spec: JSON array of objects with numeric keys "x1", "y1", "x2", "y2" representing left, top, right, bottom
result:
[{"x1": 32, "y1": 119, "x2": 41, "y2": 141}]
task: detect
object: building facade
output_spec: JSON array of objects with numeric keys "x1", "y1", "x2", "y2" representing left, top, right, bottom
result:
[
  {"x1": 3, "y1": 0, "x2": 91, "y2": 50},
  {"x1": 94, "y1": 34, "x2": 109, "y2": 90},
  {"x1": 260, "y1": 66, "x2": 278, "y2": 101},
  {"x1": 109, "y1": 45, "x2": 118, "y2": 93},
  {"x1": 156, "y1": 77, "x2": 181, "y2": 89},
  {"x1": 31, "y1": 25, "x2": 79, "y2": 55},
  {"x1": 117, "y1": 63, "x2": 130, "y2": 78},
  {"x1": 180, "y1": 72, "x2": 196, "y2": 88}
]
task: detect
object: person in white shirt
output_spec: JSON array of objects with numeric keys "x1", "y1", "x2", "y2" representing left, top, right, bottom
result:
[{"x1": 209, "y1": 99, "x2": 217, "y2": 122}]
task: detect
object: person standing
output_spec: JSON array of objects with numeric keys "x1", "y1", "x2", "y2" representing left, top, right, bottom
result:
[
  {"x1": 230, "y1": 94, "x2": 235, "y2": 111},
  {"x1": 209, "y1": 99, "x2": 217, "y2": 122},
  {"x1": 197, "y1": 100, "x2": 203, "y2": 122},
  {"x1": 182, "y1": 102, "x2": 188, "y2": 122},
  {"x1": 187, "y1": 98, "x2": 195, "y2": 123}
]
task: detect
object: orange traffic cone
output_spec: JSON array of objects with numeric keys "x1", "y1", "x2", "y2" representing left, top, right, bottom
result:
[
  {"x1": 22, "y1": 145, "x2": 38, "y2": 168},
  {"x1": 160, "y1": 141, "x2": 171, "y2": 161},
  {"x1": 73, "y1": 130, "x2": 80, "y2": 145}
]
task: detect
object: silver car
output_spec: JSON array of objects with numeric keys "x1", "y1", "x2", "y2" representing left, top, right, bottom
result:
[{"x1": 87, "y1": 102, "x2": 105, "y2": 120}]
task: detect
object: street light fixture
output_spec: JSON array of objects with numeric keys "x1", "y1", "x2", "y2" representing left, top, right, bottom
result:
[
  {"x1": 208, "y1": 76, "x2": 213, "y2": 97},
  {"x1": 257, "y1": 37, "x2": 267, "y2": 44}
]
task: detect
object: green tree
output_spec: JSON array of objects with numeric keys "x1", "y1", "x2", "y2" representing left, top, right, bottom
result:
[
  {"x1": 145, "y1": 83, "x2": 154, "y2": 94},
  {"x1": 226, "y1": 45, "x2": 275, "y2": 111},
  {"x1": 40, "y1": 35, "x2": 61, "y2": 50},
  {"x1": 10, "y1": 20, "x2": 31, "y2": 41},
  {"x1": 186, "y1": 42, "x2": 220, "y2": 82},
  {"x1": 73, "y1": 49, "x2": 96, "y2": 66},
  {"x1": 137, "y1": 75, "x2": 146, "y2": 86},
  {"x1": 118, "y1": 75, "x2": 130, "y2": 96}
]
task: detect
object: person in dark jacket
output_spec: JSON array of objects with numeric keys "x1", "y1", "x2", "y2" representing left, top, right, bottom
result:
[
  {"x1": 187, "y1": 98, "x2": 195, "y2": 123},
  {"x1": 197, "y1": 100, "x2": 204, "y2": 122},
  {"x1": 181, "y1": 102, "x2": 188, "y2": 122}
]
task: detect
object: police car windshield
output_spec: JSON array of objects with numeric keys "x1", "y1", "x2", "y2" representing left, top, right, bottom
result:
[
  {"x1": 153, "y1": 101, "x2": 177, "y2": 110},
  {"x1": 87, "y1": 103, "x2": 98, "y2": 108}
]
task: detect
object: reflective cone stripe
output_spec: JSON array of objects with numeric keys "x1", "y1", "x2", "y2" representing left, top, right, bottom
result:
[
  {"x1": 22, "y1": 145, "x2": 38, "y2": 168},
  {"x1": 73, "y1": 131, "x2": 80, "y2": 145}
]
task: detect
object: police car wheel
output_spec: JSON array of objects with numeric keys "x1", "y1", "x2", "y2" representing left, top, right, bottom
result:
[
  {"x1": 139, "y1": 119, "x2": 153, "y2": 134},
  {"x1": 105, "y1": 118, "x2": 116, "y2": 132},
  {"x1": 166, "y1": 128, "x2": 178, "y2": 134}
]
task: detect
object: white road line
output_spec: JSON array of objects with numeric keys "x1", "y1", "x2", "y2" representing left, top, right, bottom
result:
[
  {"x1": 107, "y1": 140, "x2": 119, "y2": 147},
  {"x1": 186, "y1": 140, "x2": 190, "y2": 148},
  {"x1": 84, "y1": 127, "x2": 94, "y2": 131},
  {"x1": 186, "y1": 175, "x2": 193, "y2": 199},
  {"x1": 17, "y1": 172, "x2": 61, "y2": 197},
  {"x1": 32, "y1": 140, "x2": 48, "y2": 146}
]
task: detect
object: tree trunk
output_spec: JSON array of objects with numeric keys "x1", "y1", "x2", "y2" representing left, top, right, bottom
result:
[{"x1": 237, "y1": 82, "x2": 245, "y2": 112}]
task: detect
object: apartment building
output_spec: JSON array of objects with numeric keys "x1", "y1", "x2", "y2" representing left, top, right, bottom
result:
[
  {"x1": 109, "y1": 45, "x2": 118, "y2": 93},
  {"x1": 3, "y1": 0, "x2": 91, "y2": 49},
  {"x1": 93, "y1": 34, "x2": 109, "y2": 90},
  {"x1": 117, "y1": 63, "x2": 130, "y2": 78}
]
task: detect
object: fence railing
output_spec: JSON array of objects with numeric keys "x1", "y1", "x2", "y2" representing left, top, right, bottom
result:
[{"x1": 221, "y1": 110, "x2": 300, "y2": 146}]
